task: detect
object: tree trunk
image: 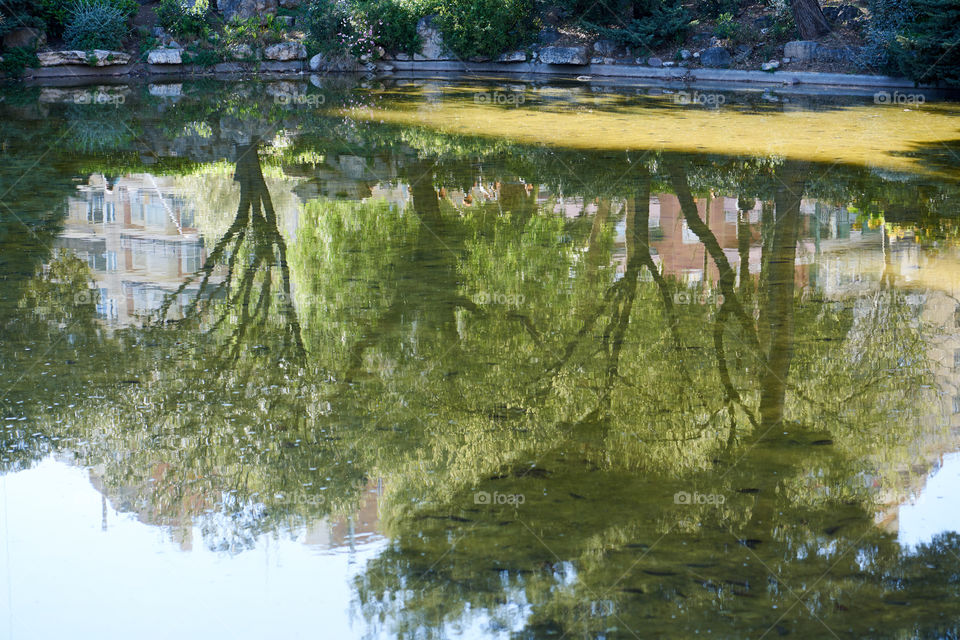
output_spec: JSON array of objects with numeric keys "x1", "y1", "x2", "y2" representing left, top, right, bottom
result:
[{"x1": 791, "y1": 0, "x2": 831, "y2": 39}]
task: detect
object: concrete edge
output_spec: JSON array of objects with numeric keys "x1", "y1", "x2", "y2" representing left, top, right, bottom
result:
[
  {"x1": 387, "y1": 60, "x2": 924, "y2": 89},
  {"x1": 18, "y1": 57, "x2": 930, "y2": 90}
]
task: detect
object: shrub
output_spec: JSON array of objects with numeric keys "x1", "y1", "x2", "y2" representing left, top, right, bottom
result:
[
  {"x1": 354, "y1": 0, "x2": 422, "y2": 54},
  {"x1": 304, "y1": 0, "x2": 352, "y2": 53},
  {"x1": 888, "y1": 0, "x2": 960, "y2": 85},
  {"x1": 433, "y1": 0, "x2": 535, "y2": 59},
  {"x1": 714, "y1": 11, "x2": 757, "y2": 44},
  {"x1": 64, "y1": 0, "x2": 129, "y2": 50},
  {"x1": 304, "y1": 0, "x2": 381, "y2": 58},
  {"x1": 582, "y1": 0, "x2": 690, "y2": 50},
  {"x1": 0, "y1": 2, "x2": 45, "y2": 38},
  {"x1": 39, "y1": 0, "x2": 136, "y2": 36},
  {"x1": 156, "y1": 0, "x2": 212, "y2": 38},
  {"x1": 697, "y1": 0, "x2": 738, "y2": 19},
  {"x1": 0, "y1": 46, "x2": 40, "y2": 77},
  {"x1": 766, "y1": 0, "x2": 797, "y2": 38}
]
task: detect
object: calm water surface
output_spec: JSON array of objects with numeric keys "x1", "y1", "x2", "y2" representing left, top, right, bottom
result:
[{"x1": 2, "y1": 77, "x2": 960, "y2": 638}]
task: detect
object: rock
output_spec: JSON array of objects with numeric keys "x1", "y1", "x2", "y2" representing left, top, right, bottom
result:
[
  {"x1": 152, "y1": 26, "x2": 166, "y2": 37},
  {"x1": 376, "y1": 61, "x2": 395, "y2": 71},
  {"x1": 227, "y1": 43, "x2": 255, "y2": 59},
  {"x1": 647, "y1": 56, "x2": 663, "y2": 67},
  {"x1": 148, "y1": 83, "x2": 183, "y2": 97},
  {"x1": 497, "y1": 50, "x2": 527, "y2": 62},
  {"x1": 278, "y1": 0, "x2": 301, "y2": 6},
  {"x1": 415, "y1": 16, "x2": 451, "y2": 60},
  {"x1": 3, "y1": 27, "x2": 45, "y2": 49},
  {"x1": 784, "y1": 40, "x2": 819, "y2": 62},
  {"x1": 218, "y1": 0, "x2": 278, "y2": 23},
  {"x1": 264, "y1": 41, "x2": 307, "y2": 61},
  {"x1": 680, "y1": 49, "x2": 692, "y2": 60},
  {"x1": 690, "y1": 33, "x2": 715, "y2": 46},
  {"x1": 754, "y1": 16, "x2": 773, "y2": 29},
  {"x1": 593, "y1": 39, "x2": 619, "y2": 57},
  {"x1": 663, "y1": 60, "x2": 676, "y2": 67},
  {"x1": 761, "y1": 60, "x2": 780, "y2": 71},
  {"x1": 537, "y1": 29, "x2": 561, "y2": 45},
  {"x1": 814, "y1": 46, "x2": 857, "y2": 63},
  {"x1": 278, "y1": 15, "x2": 294, "y2": 27},
  {"x1": 700, "y1": 46, "x2": 731, "y2": 68},
  {"x1": 693, "y1": 51, "x2": 700, "y2": 58},
  {"x1": 781, "y1": 57, "x2": 791, "y2": 63},
  {"x1": 309, "y1": 52, "x2": 360, "y2": 72},
  {"x1": 538, "y1": 46, "x2": 588, "y2": 65},
  {"x1": 542, "y1": 5, "x2": 564, "y2": 25},
  {"x1": 395, "y1": 52, "x2": 411, "y2": 61},
  {"x1": 39, "y1": 50, "x2": 131, "y2": 66},
  {"x1": 468, "y1": 55, "x2": 490, "y2": 62},
  {"x1": 147, "y1": 48, "x2": 183, "y2": 64},
  {"x1": 590, "y1": 56, "x2": 603, "y2": 64},
  {"x1": 822, "y1": 4, "x2": 862, "y2": 24}
]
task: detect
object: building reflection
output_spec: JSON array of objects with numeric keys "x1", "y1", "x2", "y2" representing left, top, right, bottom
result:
[
  {"x1": 55, "y1": 173, "x2": 207, "y2": 325},
  {"x1": 54, "y1": 167, "x2": 960, "y2": 547}
]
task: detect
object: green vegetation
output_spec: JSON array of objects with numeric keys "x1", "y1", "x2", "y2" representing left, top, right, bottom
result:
[
  {"x1": 156, "y1": 0, "x2": 213, "y2": 38},
  {"x1": 890, "y1": 0, "x2": 960, "y2": 85},
  {"x1": 0, "y1": 46, "x2": 40, "y2": 77},
  {"x1": 433, "y1": 0, "x2": 536, "y2": 58},
  {"x1": 63, "y1": 0, "x2": 129, "y2": 50}
]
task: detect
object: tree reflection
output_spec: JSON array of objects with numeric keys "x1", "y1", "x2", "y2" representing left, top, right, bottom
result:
[{"x1": 2, "y1": 104, "x2": 957, "y2": 635}]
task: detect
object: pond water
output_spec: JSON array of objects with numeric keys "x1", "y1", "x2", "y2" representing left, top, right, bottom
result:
[{"x1": 1, "y1": 77, "x2": 960, "y2": 639}]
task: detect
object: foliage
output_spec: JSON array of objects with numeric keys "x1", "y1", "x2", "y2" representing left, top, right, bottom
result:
[
  {"x1": 581, "y1": 0, "x2": 690, "y2": 50},
  {"x1": 766, "y1": 0, "x2": 797, "y2": 38},
  {"x1": 0, "y1": 1, "x2": 46, "y2": 36},
  {"x1": 697, "y1": 0, "x2": 738, "y2": 18},
  {"x1": 156, "y1": 0, "x2": 212, "y2": 38},
  {"x1": 353, "y1": 0, "x2": 422, "y2": 54},
  {"x1": 183, "y1": 42, "x2": 223, "y2": 66},
  {"x1": 39, "y1": 0, "x2": 136, "y2": 36},
  {"x1": 888, "y1": 0, "x2": 960, "y2": 85},
  {"x1": 63, "y1": 0, "x2": 129, "y2": 51},
  {"x1": 433, "y1": 0, "x2": 535, "y2": 59},
  {"x1": 0, "y1": 46, "x2": 40, "y2": 78},
  {"x1": 303, "y1": 0, "x2": 352, "y2": 53},
  {"x1": 859, "y1": 0, "x2": 915, "y2": 72}
]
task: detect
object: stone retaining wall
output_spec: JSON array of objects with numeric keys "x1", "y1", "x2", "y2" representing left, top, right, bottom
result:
[{"x1": 18, "y1": 56, "x2": 923, "y2": 90}]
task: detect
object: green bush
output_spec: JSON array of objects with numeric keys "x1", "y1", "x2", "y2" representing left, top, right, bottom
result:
[
  {"x1": 433, "y1": 0, "x2": 535, "y2": 59},
  {"x1": 156, "y1": 0, "x2": 213, "y2": 38},
  {"x1": 303, "y1": 0, "x2": 352, "y2": 53},
  {"x1": 889, "y1": 0, "x2": 960, "y2": 85},
  {"x1": 697, "y1": 0, "x2": 738, "y2": 18},
  {"x1": 64, "y1": 0, "x2": 129, "y2": 50},
  {"x1": 355, "y1": 0, "x2": 422, "y2": 54},
  {"x1": 766, "y1": 0, "x2": 797, "y2": 39},
  {"x1": 0, "y1": 46, "x2": 40, "y2": 77},
  {"x1": 714, "y1": 10, "x2": 757, "y2": 44},
  {"x1": 40, "y1": 0, "x2": 136, "y2": 36},
  {"x1": 0, "y1": 2, "x2": 46, "y2": 38},
  {"x1": 582, "y1": 1, "x2": 690, "y2": 50}
]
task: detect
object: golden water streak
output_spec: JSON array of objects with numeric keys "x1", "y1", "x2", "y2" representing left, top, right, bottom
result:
[{"x1": 346, "y1": 85, "x2": 960, "y2": 176}]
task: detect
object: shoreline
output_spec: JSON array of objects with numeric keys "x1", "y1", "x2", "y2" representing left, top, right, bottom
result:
[{"x1": 16, "y1": 57, "x2": 939, "y2": 92}]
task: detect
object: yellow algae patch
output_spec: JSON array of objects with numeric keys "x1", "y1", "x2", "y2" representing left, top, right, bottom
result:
[{"x1": 344, "y1": 84, "x2": 960, "y2": 176}]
